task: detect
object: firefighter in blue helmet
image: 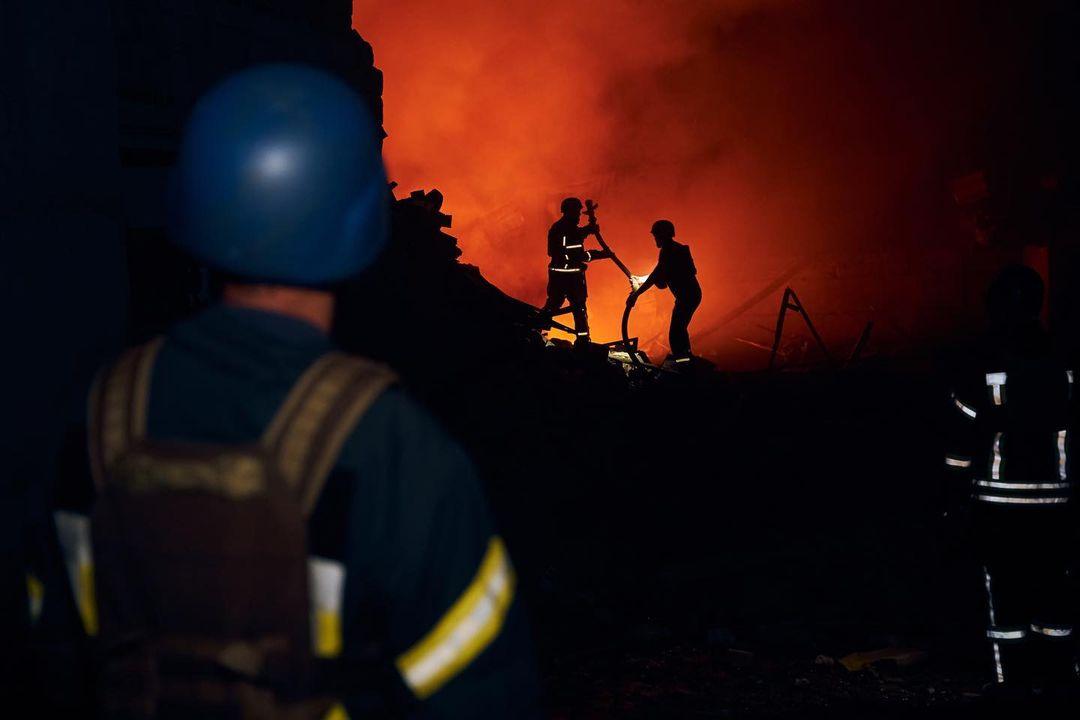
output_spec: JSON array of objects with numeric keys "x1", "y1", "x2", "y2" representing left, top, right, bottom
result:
[
  {"x1": 44, "y1": 64, "x2": 538, "y2": 717},
  {"x1": 943, "y1": 265, "x2": 1076, "y2": 696}
]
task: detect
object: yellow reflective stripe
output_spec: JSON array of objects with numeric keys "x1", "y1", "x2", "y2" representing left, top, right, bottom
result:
[
  {"x1": 78, "y1": 563, "x2": 99, "y2": 636},
  {"x1": 26, "y1": 573, "x2": 44, "y2": 625},
  {"x1": 309, "y1": 556, "x2": 345, "y2": 658},
  {"x1": 315, "y1": 610, "x2": 342, "y2": 658},
  {"x1": 55, "y1": 511, "x2": 98, "y2": 636},
  {"x1": 323, "y1": 704, "x2": 349, "y2": 720},
  {"x1": 396, "y1": 537, "x2": 515, "y2": 699}
]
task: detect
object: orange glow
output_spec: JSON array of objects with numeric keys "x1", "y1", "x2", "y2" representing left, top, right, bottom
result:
[{"x1": 354, "y1": 1, "x2": 997, "y2": 367}]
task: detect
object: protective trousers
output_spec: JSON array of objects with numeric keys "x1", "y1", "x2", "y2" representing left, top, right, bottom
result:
[
  {"x1": 977, "y1": 507, "x2": 1075, "y2": 687},
  {"x1": 544, "y1": 271, "x2": 589, "y2": 341},
  {"x1": 669, "y1": 285, "x2": 701, "y2": 358}
]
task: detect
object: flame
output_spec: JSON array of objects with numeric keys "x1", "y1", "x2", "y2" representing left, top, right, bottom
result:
[{"x1": 354, "y1": 1, "x2": 1007, "y2": 367}]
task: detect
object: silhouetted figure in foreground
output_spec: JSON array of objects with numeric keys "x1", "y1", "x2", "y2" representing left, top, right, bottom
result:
[
  {"x1": 627, "y1": 220, "x2": 701, "y2": 363},
  {"x1": 943, "y1": 265, "x2": 1076, "y2": 699},
  {"x1": 542, "y1": 197, "x2": 610, "y2": 346},
  {"x1": 41, "y1": 64, "x2": 538, "y2": 717}
]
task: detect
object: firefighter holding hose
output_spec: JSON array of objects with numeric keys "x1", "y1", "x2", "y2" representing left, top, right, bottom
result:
[
  {"x1": 627, "y1": 220, "x2": 702, "y2": 365},
  {"x1": 542, "y1": 197, "x2": 611, "y2": 347}
]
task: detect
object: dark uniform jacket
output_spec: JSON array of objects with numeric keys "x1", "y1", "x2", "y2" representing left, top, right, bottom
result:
[
  {"x1": 48, "y1": 305, "x2": 539, "y2": 718},
  {"x1": 648, "y1": 241, "x2": 699, "y2": 297},
  {"x1": 943, "y1": 326, "x2": 1074, "y2": 509},
  {"x1": 547, "y1": 217, "x2": 594, "y2": 272}
]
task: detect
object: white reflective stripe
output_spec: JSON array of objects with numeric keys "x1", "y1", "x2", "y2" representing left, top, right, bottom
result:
[
  {"x1": 1031, "y1": 624, "x2": 1072, "y2": 637},
  {"x1": 397, "y1": 538, "x2": 515, "y2": 699},
  {"x1": 993, "y1": 642, "x2": 1004, "y2": 683},
  {"x1": 562, "y1": 235, "x2": 567, "y2": 247},
  {"x1": 564, "y1": 244, "x2": 584, "y2": 249},
  {"x1": 976, "y1": 480, "x2": 1069, "y2": 490},
  {"x1": 550, "y1": 267, "x2": 582, "y2": 273},
  {"x1": 984, "y1": 567, "x2": 996, "y2": 625},
  {"x1": 954, "y1": 397, "x2": 977, "y2": 419},
  {"x1": 991, "y1": 432, "x2": 1003, "y2": 480},
  {"x1": 1058, "y1": 430, "x2": 1068, "y2": 481},
  {"x1": 1068, "y1": 370, "x2": 1074, "y2": 385},
  {"x1": 54, "y1": 511, "x2": 97, "y2": 636},
  {"x1": 674, "y1": 357, "x2": 691, "y2": 363},
  {"x1": 986, "y1": 372, "x2": 1007, "y2": 406},
  {"x1": 585, "y1": 251, "x2": 593, "y2": 261},
  {"x1": 976, "y1": 495, "x2": 1069, "y2": 504},
  {"x1": 987, "y1": 628, "x2": 1027, "y2": 640},
  {"x1": 308, "y1": 557, "x2": 345, "y2": 658},
  {"x1": 576, "y1": 332, "x2": 589, "y2": 337},
  {"x1": 945, "y1": 455, "x2": 972, "y2": 468}
]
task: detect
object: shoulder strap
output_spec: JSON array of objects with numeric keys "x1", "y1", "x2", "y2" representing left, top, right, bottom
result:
[
  {"x1": 87, "y1": 337, "x2": 166, "y2": 492},
  {"x1": 262, "y1": 352, "x2": 396, "y2": 516}
]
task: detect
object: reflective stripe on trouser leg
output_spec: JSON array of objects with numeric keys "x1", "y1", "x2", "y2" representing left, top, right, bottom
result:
[
  {"x1": 1057, "y1": 429, "x2": 1068, "y2": 481},
  {"x1": 984, "y1": 567, "x2": 1004, "y2": 683},
  {"x1": 1031, "y1": 623, "x2": 1073, "y2": 638}
]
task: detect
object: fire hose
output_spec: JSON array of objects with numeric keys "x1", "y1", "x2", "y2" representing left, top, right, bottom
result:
[{"x1": 584, "y1": 199, "x2": 647, "y2": 368}]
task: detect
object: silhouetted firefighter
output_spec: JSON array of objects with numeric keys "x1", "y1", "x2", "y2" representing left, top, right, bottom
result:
[
  {"x1": 943, "y1": 265, "x2": 1075, "y2": 696},
  {"x1": 39, "y1": 65, "x2": 539, "y2": 717},
  {"x1": 627, "y1": 220, "x2": 701, "y2": 363},
  {"x1": 542, "y1": 197, "x2": 610, "y2": 346}
]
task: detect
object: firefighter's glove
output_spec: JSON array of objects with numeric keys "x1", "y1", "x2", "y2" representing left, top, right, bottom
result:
[{"x1": 584, "y1": 222, "x2": 600, "y2": 236}]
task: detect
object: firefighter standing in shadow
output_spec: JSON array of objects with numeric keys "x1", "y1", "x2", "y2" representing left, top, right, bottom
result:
[
  {"x1": 944, "y1": 265, "x2": 1076, "y2": 698},
  {"x1": 542, "y1": 197, "x2": 611, "y2": 346},
  {"x1": 39, "y1": 64, "x2": 538, "y2": 717},
  {"x1": 626, "y1": 220, "x2": 702, "y2": 364}
]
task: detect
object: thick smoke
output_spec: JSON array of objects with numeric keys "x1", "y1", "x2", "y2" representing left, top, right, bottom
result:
[{"x1": 354, "y1": 0, "x2": 1019, "y2": 366}]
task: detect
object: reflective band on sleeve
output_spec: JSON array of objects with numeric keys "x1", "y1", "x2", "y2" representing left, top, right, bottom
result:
[
  {"x1": 987, "y1": 628, "x2": 1027, "y2": 640},
  {"x1": 576, "y1": 332, "x2": 589, "y2": 337},
  {"x1": 976, "y1": 480, "x2": 1069, "y2": 490},
  {"x1": 564, "y1": 244, "x2": 583, "y2": 249},
  {"x1": 323, "y1": 704, "x2": 349, "y2": 720},
  {"x1": 945, "y1": 455, "x2": 972, "y2": 468},
  {"x1": 1031, "y1": 624, "x2": 1072, "y2": 637},
  {"x1": 674, "y1": 357, "x2": 691, "y2": 363},
  {"x1": 954, "y1": 397, "x2": 977, "y2": 419},
  {"x1": 991, "y1": 432, "x2": 1003, "y2": 480},
  {"x1": 986, "y1": 372, "x2": 1007, "y2": 406},
  {"x1": 585, "y1": 251, "x2": 593, "y2": 261},
  {"x1": 54, "y1": 511, "x2": 97, "y2": 636},
  {"x1": 26, "y1": 574, "x2": 43, "y2": 625},
  {"x1": 993, "y1": 642, "x2": 1004, "y2": 683},
  {"x1": 1058, "y1": 430, "x2": 1068, "y2": 481},
  {"x1": 396, "y1": 537, "x2": 515, "y2": 699},
  {"x1": 550, "y1": 267, "x2": 582, "y2": 273},
  {"x1": 308, "y1": 557, "x2": 345, "y2": 658},
  {"x1": 976, "y1": 495, "x2": 1069, "y2": 505}
]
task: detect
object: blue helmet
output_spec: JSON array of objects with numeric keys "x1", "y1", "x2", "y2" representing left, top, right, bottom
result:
[{"x1": 170, "y1": 64, "x2": 388, "y2": 285}]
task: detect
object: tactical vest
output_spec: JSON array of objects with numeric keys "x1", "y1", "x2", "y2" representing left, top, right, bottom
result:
[{"x1": 70, "y1": 338, "x2": 395, "y2": 718}]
